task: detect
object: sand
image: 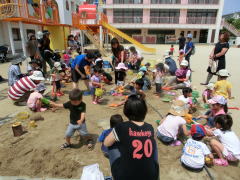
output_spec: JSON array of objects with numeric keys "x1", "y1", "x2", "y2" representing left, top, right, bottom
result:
[{"x1": 0, "y1": 44, "x2": 240, "y2": 179}]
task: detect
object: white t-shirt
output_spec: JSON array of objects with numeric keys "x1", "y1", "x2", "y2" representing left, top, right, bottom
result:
[
  {"x1": 183, "y1": 70, "x2": 191, "y2": 87},
  {"x1": 181, "y1": 138, "x2": 211, "y2": 169},
  {"x1": 178, "y1": 95, "x2": 189, "y2": 104},
  {"x1": 157, "y1": 115, "x2": 186, "y2": 140},
  {"x1": 152, "y1": 69, "x2": 163, "y2": 84},
  {"x1": 213, "y1": 129, "x2": 240, "y2": 159}
]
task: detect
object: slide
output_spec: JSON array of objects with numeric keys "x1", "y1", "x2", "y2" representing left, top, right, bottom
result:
[{"x1": 101, "y1": 21, "x2": 156, "y2": 53}]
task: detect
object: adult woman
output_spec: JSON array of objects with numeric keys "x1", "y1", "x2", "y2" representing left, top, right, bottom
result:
[
  {"x1": 128, "y1": 46, "x2": 143, "y2": 71},
  {"x1": 39, "y1": 30, "x2": 53, "y2": 74},
  {"x1": 67, "y1": 35, "x2": 78, "y2": 50},
  {"x1": 201, "y1": 32, "x2": 230, "y2": 85},
  {"x1": 26, "y1": 34, "x2": 40, "y2": 60},
  {"x1": 111, "y1": 38, "x2": 127, "y2": 84}
]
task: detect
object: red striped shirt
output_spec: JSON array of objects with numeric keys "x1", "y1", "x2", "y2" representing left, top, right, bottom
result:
[{"x1": 8, "y1": 76, "x2": 37, "y2": 101}]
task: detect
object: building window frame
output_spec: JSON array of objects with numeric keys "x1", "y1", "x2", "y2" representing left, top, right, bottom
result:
[{"x1": 12, "y1": 28, "x2": 21, "y2": 41}]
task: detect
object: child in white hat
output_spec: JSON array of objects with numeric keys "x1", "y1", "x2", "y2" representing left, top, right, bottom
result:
[
  {"x1": 50, "y1": 62, "x2": 64, "y2": 97},
  {"x1": 214, "y1": 69, "x2": 232, "y2": 99},
  {"x1": 202, "y1": 83, "x2": 214, "y2": 103}
]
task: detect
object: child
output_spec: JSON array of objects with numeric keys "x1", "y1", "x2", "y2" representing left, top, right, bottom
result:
[
  {"x1": 181, "y1": 124, "x2": 213, "y2": 171},
  {"x1": 51, "y1": 89, "x2": 93, "y2": 150},
  {"x1": 169, "y1": 44, "x2": 174, "y2": 55},
  {"x1": 206, "y1": 114, "x2": 240, "y2": 166},
  {"x1": 27, "y1": 83, "x2": 47, "y2": 112},
  {"x1": 98, "y1": 114, "x2": 123, "y2": 157},
  {"x1": 198, "y1": 95, "x2": 227, "y2": 128},
  {"x1": 63, "y1": 48, "x2": 72, "y2": 66},
  {"x1": 163, "y1": 60, "x2": 191, "y2": 90},
  {"x1": 115, "y1": 63, "x2": 127, "y2": 86},
  {"x1": 95, "y1": 52, "x2": 103, "y2": 70},
  {"x1": 214, "y1": 69, "x2": 232, "y2": 99},
  {"x1": 178, "y1": 49, "x2": 184, "y2": 65},
  {"x1": 202, "y1": 83, "x2": 214, "y2": 103},
  {"x1": 102, "y1": 71, "x2": 113, "y2": 85},
  {"x1": 152, "y1": 63, "x2": 164, "y2": 96},
  {"x1": 50, "y1": 62, "x2": 64, "y2": 97},
  {"x1": 90, "y1": 67, "x2": 102, "y2": 104},
  {"x1": 139, "y1": 66, "x2": 151, "y2": 90},
  {"x1": 177, "y1": 87, "x2": 193, "y2": 108},
  {"x1": 157, "y1": 100, "x2": 189, "y2": 146},
  {"x1": 104, "y1": 95, "x2": 159, "y2": 180}
]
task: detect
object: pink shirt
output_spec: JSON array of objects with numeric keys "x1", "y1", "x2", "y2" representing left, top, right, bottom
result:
[
  {"x1": 157, "y1": 115, "x2": 186, "y2": 140},
  {"x1": 27, "y1": 92, "x2": 43, "y2": 109},
  {"x1": 212, "y1": 109, "x2": 225, "y2": 117}
]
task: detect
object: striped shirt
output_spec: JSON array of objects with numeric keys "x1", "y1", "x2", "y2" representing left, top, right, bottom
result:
[{"x1": 8, "y1": 76, "x2": 37, "y2": 101}]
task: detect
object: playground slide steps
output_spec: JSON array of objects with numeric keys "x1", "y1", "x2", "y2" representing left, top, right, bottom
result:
[
  {"x1": 101, "y1": 21, "x2": 156, "y2": 54},
  {"x1": 82, "y1": 26, "x2": 108, "y2": 56}
]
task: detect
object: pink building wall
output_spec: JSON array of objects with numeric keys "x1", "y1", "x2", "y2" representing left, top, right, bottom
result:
[
  {"x1": 143, "y1": 0, "x2": 150, "y2": 4},
  {"x1": 106, "y1": 0, "x2": 113, "y2": 5},
  {"x1": 143, "y1": 9, "x2": 150, "y2": 23},
  {"x1": 179, "y1": 9, "x2": 187, "y2": 24},
  {"x1": 181, "y1": 0, "x2": 188, "y2": 5},
  {"x1": 106, "y1": 9, "x2": 113, "y2": 23}
]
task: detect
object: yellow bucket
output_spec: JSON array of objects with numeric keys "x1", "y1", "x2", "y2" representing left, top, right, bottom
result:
[
  {"x1": 15, "y1": 112, "x2": 30, "y2": 121},
  {"x1": 95, "y1": 88, "x2": 104, "y2": 97}
]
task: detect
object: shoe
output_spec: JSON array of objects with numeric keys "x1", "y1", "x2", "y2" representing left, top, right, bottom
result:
[
  {"x1": 60, "y1": 143, "x2": 72, "y2": 150},
  {"x1": 92, "y1": 101, "x2": 98, "y2": 104},
  {"x1": 170, "y1": 140, "x2": 182, "y2": 146},
  {"x1": 213, "y1": 159, "x2": 229, "y2": 166},
  {"x1": 40, "y1": 108, "x2": 47, "y2": 112},
  {"x1": 14, "y1": 101, "x2": 27, "y2": 106},
  {"x1": 200, "y1": 83, "x2": 208, "y2": 85}
]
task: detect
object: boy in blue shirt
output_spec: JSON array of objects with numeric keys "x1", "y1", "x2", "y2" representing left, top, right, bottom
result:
[{"x1": 184, "y1": 34, "x2": 194, "y2": 67}]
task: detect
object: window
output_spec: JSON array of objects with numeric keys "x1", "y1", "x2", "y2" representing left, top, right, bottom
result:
[
  {"x1": 151, "y1": 0, "x2": 181, "y2": 4},
  {"x1": 12, "y1": 28, "x2": 21, "y2": 41},
  {"x1": 26, "y1": 29, "x2": 35, "y2": 37},
  {"x1": 187, "y1": 31, "x2": 191, "y2": 34},
  {"x1": 66, "y1": 0, "x2": 69, "y2": 11},
  {"x1": 150, "y1": 10, "x2": 180, "y2": 23},
  {"x1": 113, "y1": 9, "x2": 143, "y2": 23},
  {"x1": 193, "y1": 31, "x2": 197, "y2": 38},
  {"x1": 113, "y1": 0, "x2": 143, "y2": 4}
]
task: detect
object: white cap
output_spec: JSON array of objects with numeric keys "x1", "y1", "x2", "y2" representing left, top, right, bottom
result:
[
  {"x1": 54, "y1": 62, "x2": 62, "y2": 70},
  {"x1": 29, "y1": 71, "x2": 45, "y2": 81},
  {"x1": 216, "y1": 69, "x2": 230, "y2": 77},
  {"x1": 180, "y1": 60, "x2": 189, "y2": 66},
  {"x1": 206, "y1": 83, "x2": 214, "y2": 90},
  {"x1": 187, "y1": 34, "x2": 193, "y2": 38},
  {"x1": 36, "y1": 31, "x2": 43, "y2": 39}
]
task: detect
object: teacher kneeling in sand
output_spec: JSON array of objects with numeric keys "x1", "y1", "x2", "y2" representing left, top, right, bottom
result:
[{"x1": 8, "y1": 71, "x2": 45, "y2": 106}]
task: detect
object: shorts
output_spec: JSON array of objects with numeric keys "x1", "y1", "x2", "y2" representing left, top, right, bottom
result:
[
  {"x1": 90, "y1": 87, "x2": 96, "y2": 95},
  {"x1": 55, "y1": 80, "x2": 61, "y2": 90},
  {"x1": 181, "y1": 162, "x2": 203, "y2": 172},
  {"x1": 71, "y1": 69, "x2": 87, "y2": 82},
  {"x1": 157, "y1": 131, "x2": 174, "y2": 144},
  {"x1": 65, "y1": 123, "x2": 88, "y2": 137},
  {"x1": 223, "y1": 148, "x2": 239, "y2": 161},
  {"x1": 155, "y1": 83, "x2": 162, "y2": 93},
  {"x1": 117, "y1": 81, "x2": 124, "y2": 86}
]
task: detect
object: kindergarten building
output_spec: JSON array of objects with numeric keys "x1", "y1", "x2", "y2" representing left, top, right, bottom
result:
[{"x1": 102, "y1": 0, "x2": 225, "y2": 44}]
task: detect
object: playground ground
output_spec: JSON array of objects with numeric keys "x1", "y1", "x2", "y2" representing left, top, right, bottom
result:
[{"x1": 0, "y1": 44, "x2": 240, "y2": 179}]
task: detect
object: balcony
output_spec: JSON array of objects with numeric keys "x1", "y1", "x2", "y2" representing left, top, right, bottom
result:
[
  {"x1": 113, "y1": 0, "x2": 143, "y2": 4},
  {"x1": 150, "y1": 16, "x2": 179, "y2": 23},
  {"x1": 113, "y1": 16, "x2": 143, "y2": 23},
  {"x1": 188, "y1": 0, "x2": 219, "y2": 4},
  {"x1": 186, "y1": 17, "x2": 216, "y2": 24},
  {"x1": 151, "y1": 0, "x2": 181, "y2": 4}
]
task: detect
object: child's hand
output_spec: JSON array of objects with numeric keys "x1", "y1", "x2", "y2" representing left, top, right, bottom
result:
[{"x1": 77, "y1": 120, "x2": 82, "y2": 125}]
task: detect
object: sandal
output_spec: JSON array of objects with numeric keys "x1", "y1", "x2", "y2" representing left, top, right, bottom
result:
[
  {"x1": 87, "y1": 140, "x2": 94, "y2": 151},
  {"x1": 60, "y1": 143, "x2": 72, "y2": 150},
  {"x1": 213, "y1": 158, "x2": 229, "y2": 166}
]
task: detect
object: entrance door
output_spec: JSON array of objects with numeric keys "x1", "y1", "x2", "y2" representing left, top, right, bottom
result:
[{"x1": 199, "y1": 30, "x2": 208, "y2": 43}]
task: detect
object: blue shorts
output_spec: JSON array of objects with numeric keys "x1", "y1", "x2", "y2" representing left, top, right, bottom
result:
[
  {"x1": 65, "y1": 123, "x2": 88, "y2": 137},
  {"x1": 157, "y1": 131, "x2": 174, "y2": 144}
]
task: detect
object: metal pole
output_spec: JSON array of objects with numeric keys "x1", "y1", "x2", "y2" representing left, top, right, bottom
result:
[
  {"x1": 7, "y1": 22, "x2": 15, "y2": 55},
  {"x1": 99, "y1": 25, "x2": 103, "y2": 48},
  {"x1": 19, "y1": 21, "x2": 26, "y2": 56}
]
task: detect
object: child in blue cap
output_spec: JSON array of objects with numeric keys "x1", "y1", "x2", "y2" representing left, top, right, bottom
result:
[{"x1": 181, "y1": 124, "x2": 213, "y2": 171}]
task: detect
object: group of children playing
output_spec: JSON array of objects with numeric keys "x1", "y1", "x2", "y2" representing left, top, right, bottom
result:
[{"x1": 24, "y1": 45, "x2": 239, "y2": 178}]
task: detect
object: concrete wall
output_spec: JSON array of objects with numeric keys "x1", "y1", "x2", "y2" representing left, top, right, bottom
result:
[
  {"x1": 0, "y1": 22, "x2": 41, "y2": 50},
  {"x1": 56, "y1": 0, "x2": 73, "y2": 25}
]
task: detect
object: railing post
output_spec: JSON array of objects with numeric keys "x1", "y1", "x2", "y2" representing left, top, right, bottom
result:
[
  {"x1": 7, "y1": 22, "x2": 15, "y2": 55},
  {"x1": 19, "y1": 21, "x2": 27, "y2": 56}
]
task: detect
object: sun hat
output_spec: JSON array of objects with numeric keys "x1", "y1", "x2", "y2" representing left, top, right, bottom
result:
[
  {"x1": 36, "y1": 31, "x2": 43, "y2": 39},
  {"x1": 190, "y1": 124, "x2": 206, "y2": 138},
  {"x1": 54, "y1": 62, "x2": 62, "y2": 70},
  {"x1": 36, "y1": 83, "x2": 46, "y2": 92},
  {"x1": 164, "y1": 50, "x2": 170, "y2": 58},
  {"x1": 29, "y1": 71, "x2": 45, "y2": 81},
  {"x1": 169, "y1": 100, "x2": 188, "y2": 116},
  {"x1": 206, "y1": 83, "x2": 214, "y2": 90},
  {"x1": 139, "y1": 66, "x2": 147, "y2": 72},
  {"x1": 11, "y1": 56, "x2": 26, "y2": 65},
  {"x1": 187, "y1": 34, "x2": 193, "y2": 39},
  {"x1": 216, "y1": 69, "x2": 230, "y2": 77},
  {"x1": 179, "y1": 49, "x2": 184, "y2": 53},
  {"x1": 208, "y1": 95, "x2": 227, "y2": 105},
  {"x1": 180, "y1": 60, "x2": 189, "y2": 66},
  {"x1": 116, "y1": 63, "x2": 128, "y2": 70}
]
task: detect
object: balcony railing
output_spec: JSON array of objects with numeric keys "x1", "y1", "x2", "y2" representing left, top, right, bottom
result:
[
  {"x1": 188, "y1": 0, "x2": 219, "y2": 4},
  {"x1": 113, "y1": 0, "x2": 143, "y2": 4},
  {"x1": 186, "y1": 17, "x2": 216, "y2": 24},
  {"x1": 113, "y1": 16, "x2": 143, "y2": 23},
  {"x1": 151, "y1": 0, "x2": 181, "y2": 4},
  {"x1": 150, "y1": 16, "x2": 179, "y2": 23}
]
